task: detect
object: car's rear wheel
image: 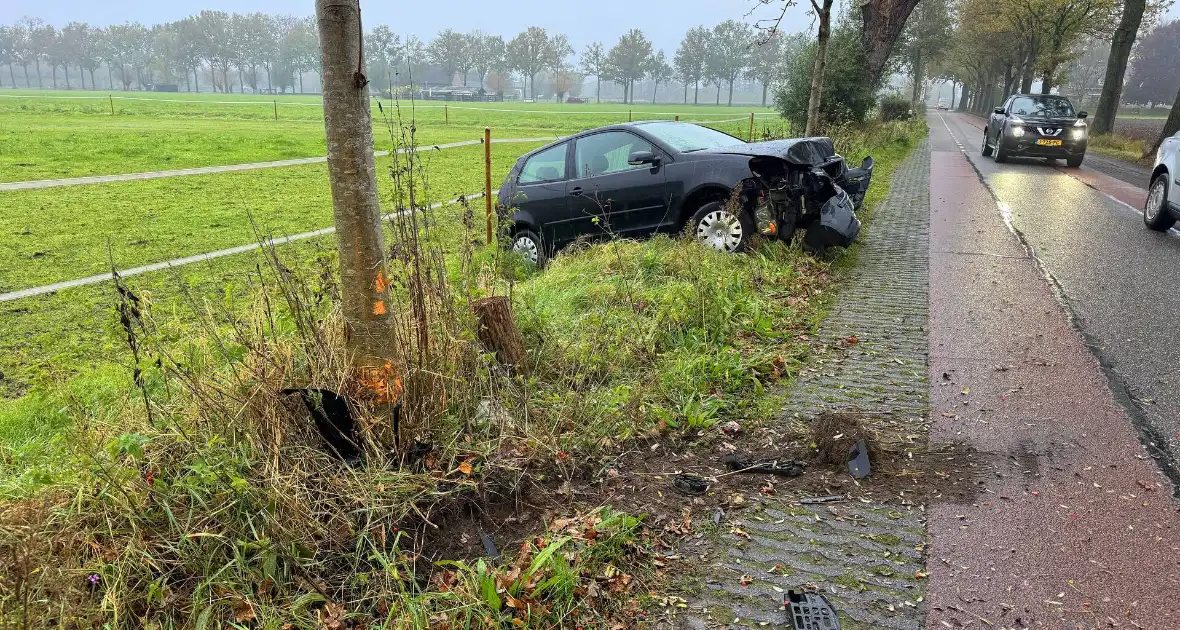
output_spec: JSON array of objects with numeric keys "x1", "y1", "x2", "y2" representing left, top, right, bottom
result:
[
  {"x1": 511, "y1": 229, "x2": 546, "y2": 265},
  {"x1": 692, "y1": 201, "x2": 753, "y2": 253},
  {"x1": 981, "y1": 129, "x2": 993, "y2": 156},
  {"x1": 1066, "y1": 154, "x2": 1084, "y2": 168},
  {"x1": 1144, "y1": 173, "x2": 1175, "y2": 231}
]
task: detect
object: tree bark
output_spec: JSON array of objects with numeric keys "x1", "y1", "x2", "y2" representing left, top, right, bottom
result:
[
  {"x1": 957, "y1": 85, "x2": 970, "y2": 111},
  {"x1": 861, "y1": 0, "x2": 920, "y2": 87},
  {"x1": 8, "y1": 65, "x2": 15, "y2": 88},
  {"x1": 684, "y1": 82, "x2": 688, "y2": 104},
  {"x1": 35, "y1": 59, "x2": 42, "y2": 88},
  {"x1": 50, "y1": 66, "x2": 56, "y2": 89},
  {"x1": 761, "y1": 82, "x2": 768, "y2": 106},
  {"x1": 316, "y1": 0, "x2": 397, "y2": 381},
  {"x1": 1148, "y1": 85, "x2": 1180, "y2": 155},
  {"x1": 22, "y1": 64, "x2": 30, "y2": 88},
  {"x1": 910, "y1": 52, "x2": 922, "y2": 104},
  {"x1": 727, "y1": 78, "x2": 734, "y2": 106},
  {"x1": 597, "y1": 76, "x2": 601, "y2": 103},
  {"x1": 1020, "y1": 39, "x2": 1037, "y2": 93},
  {"x1": 694, "y1": 80, "x2": 699, "y2": 104},
  {"x1": 1093, "y1": 0, "x2": 1145, "y2": 134},
  {"x1": 472, "y1": 296, "x2": 529, "y2": 372},
  {"x1": 806, "y1": 0, "x2": 834, "y2": 136}
]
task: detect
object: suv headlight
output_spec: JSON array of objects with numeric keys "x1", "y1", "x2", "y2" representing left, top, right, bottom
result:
[
  {"x1": 1070, "y1": 127, "x2": 1086, "y2": 140},
  {"x1": 1010, "y1": 125, "x2": 1025, "y2": 137}
]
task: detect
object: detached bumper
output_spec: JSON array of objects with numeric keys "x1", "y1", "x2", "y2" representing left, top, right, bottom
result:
[{"x1": 803, "y1": 188, "x2": 860, "y2": 249}]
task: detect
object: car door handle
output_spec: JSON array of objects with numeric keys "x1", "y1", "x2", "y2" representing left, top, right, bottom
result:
[{"x1": 569, "y1": 187, "x2": 583, "y2": 196}]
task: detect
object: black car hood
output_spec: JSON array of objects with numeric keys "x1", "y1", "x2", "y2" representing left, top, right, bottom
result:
[{"x1": 697, "y1": 137, "x2": 836, "y2": 166}]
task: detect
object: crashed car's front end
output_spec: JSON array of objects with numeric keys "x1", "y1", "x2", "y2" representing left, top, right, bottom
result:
[{"x1": 714, "y1": 137, "x2": 874, "y2": 251}]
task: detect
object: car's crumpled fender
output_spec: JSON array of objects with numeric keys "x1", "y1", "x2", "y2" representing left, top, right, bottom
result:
[
  {"x1": 841, "y1": 156, "x2": 874, "y2": 210},
  {"x1": 803, "y1": 187, "x2": 861, "y2": 250}
]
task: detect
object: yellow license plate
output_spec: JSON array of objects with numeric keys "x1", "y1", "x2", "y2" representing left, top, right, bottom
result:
[{"x1": 1036, "y1": 139, "x2": 1063, "y2": 147}]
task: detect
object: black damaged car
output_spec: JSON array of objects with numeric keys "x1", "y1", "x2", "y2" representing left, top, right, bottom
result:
[
  {"x1": 982, "y1": 94, "x2": 1088, "y2": 166},
  {"x1": 496, "y1": 121, "x2": 874, "y2": 264}
]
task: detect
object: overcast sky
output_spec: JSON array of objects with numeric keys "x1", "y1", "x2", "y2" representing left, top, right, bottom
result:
[{"x1": 0, "y1": 0, "x2": 824, "y2": 56}]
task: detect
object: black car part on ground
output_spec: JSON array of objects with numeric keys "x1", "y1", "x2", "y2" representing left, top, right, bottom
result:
[{"x1": 786, "y1": 590, "x2": 841, "y2": 629}]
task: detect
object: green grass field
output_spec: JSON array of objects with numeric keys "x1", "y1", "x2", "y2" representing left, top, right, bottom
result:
[{"x1": 0, "y1": 90, "x2": 779, "y2": 180}]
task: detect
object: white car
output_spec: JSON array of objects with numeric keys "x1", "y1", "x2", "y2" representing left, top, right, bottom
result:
[{"x1": 1145, "y1": 129, "x2": 1180, "y2": 231}]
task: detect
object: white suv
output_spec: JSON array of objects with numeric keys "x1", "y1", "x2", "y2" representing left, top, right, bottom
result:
[{"x1": 1145, "y1": 129, "x2": 1180, "y2": 231}]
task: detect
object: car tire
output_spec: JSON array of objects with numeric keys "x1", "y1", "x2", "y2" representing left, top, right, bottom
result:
[
  {"x1": 511, "y1": 229, "x2": 547, "y2": 265},
  {"x1": 1066, "y1": 154, "x2": 1084, "y2": 168},
  {"x1": 1144, "y1": 173, "x2": 1175, "y2": 232},
  {"x1": 981, "y1": 129, "x2": 993, "y2": 156},
  {"x1": 691, "y1": 201, "x2": 753, "y2": 253}
]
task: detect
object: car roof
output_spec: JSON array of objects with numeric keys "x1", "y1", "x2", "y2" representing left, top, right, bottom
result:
[{"x1": 515, "y1": 121, "x2": 701, "y2": 160}]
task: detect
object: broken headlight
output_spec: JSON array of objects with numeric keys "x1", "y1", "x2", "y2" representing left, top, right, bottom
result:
[{"x1": 754, "y1": 197, "x2": 777, "y2": 235}]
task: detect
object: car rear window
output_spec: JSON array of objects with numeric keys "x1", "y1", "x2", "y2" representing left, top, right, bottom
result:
[
  {"x1": 1010, "y1": 96, "x2": 1075, "y2": 117},
  {"x1": 518, "y1": 143, "x2": 568, "y2": 184}
]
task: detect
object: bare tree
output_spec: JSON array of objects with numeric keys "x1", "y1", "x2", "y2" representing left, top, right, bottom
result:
[
  {"x1": 314, "y1": 0, "x2": 396, "y2": 381},
  {"x1": 807, "y1": 0, "x2": 835, "y2": 135},
  {"x1": 579, "y1": 41, "x2": 606, "y2": 102},
  {"x1": 1092, "y1": 0, "x2": 1145, "y2": 133}
]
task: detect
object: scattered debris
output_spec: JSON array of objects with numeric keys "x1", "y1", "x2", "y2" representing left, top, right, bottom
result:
[
  {"x1": 721, "y1": 420, "x2": 743, "y2": 436},
  {"x1": 723, "y1": 453, "x2": 806, "y2": 477},
  {"x1": 800, "y1": 495, "x2": 844, "y2": 504},
  {"x1": 672, "y1": 473, "x2": 709, "y2": 496},
  {"x1": 848, "y1": 439, "x2": 872, "y2": 479},
  {"x1": 282, "y1": 388, "x2": 362, "y2": 464},
  {"x1": 810, "y1": 412, "x2": 878, "y2": 469},
  {"x1": 477, "y1": 525, "x2": 500, "y2": 561},
  {"x1": 786, "y1": 589, "x2": 841, "y2": 629}
]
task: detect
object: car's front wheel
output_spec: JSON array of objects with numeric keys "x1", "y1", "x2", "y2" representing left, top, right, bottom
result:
[
  {"x1": 692, "y1": 201, "x2": 753, "y2": 253},
  {"x1": 981, "y1": 129, "x2": 993, "y2": 156},
  {"x1": 511, "y1": 229, "x2": 547, "y2": 265},
  {"x1": 994, "y1": 134, "x2": 1010, "y2": 163},
  {"x1": 1144, "y1": 173, "x2": 1175, "y2": 232},
  {"x1": 1066, "y1": 154, "x2": 1084, "y2": 168}
]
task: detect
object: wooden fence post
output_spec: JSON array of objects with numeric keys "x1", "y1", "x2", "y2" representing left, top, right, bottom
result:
[
  {"x1": 485, "y1": 126, "x2": 493, "y2": 245},
  {"x1": 274, "y1": 100, "x2": 278, "y2": 120},
  {"x1": 749, "y1": 112, "x2": 755, "y2": 141},
  {"x1": 109, "y1": 95, "x2": 115, "y2": 115}
]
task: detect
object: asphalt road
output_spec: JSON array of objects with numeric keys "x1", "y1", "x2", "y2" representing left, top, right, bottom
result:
[{"x1": 934, "y1": 111, "x2": 1180, "y2": 485}]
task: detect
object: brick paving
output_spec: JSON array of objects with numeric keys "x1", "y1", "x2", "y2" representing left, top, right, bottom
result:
[{"x1": 677, "y1": 139, "x2": 932, "y2": 630}]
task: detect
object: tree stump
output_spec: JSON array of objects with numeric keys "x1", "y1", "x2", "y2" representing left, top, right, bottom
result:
[{"x1": 472, "y1": 296, "x2": 529, "y2": 372}]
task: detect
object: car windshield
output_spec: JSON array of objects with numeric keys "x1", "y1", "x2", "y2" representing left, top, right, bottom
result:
[
  {"x1": 639, "y1": 122, "x2": 744, "y2": 152},
  {"x1": 1010, "y1": 96, "x2": 1075, "y2": 117}
]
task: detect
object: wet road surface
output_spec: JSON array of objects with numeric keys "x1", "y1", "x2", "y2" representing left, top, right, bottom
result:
[
  {"x1": 935, "y1": 111, "x2": 1180, "y2": 483},
  {"x1": 925, "y1": 112, "x2": 1180, "y2": 629}
]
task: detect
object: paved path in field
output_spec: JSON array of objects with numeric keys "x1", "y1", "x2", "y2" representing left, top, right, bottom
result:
[
  {"x1": 0, "y1": 137, "x2": 553, "y2": 191},
  {"x1": 679, "y1": 139, "x2": 933, "y2": 630},
  {"x1": 0, "y1": 192, "x2": 486, "y2": 303}
]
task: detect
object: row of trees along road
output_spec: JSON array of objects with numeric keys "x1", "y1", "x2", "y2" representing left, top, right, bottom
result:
[
  {"x1": 0, "y1": 1, "x2": 923, "y2": 109},
  {"x1": 940, "y1": 0, "x2": 1178, "y2": 152}
]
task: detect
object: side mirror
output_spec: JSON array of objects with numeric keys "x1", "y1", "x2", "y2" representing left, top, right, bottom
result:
[
  {"x1": 1077, "y1": 111, "x2": 1088, "y2": 119},
  {"x1": 627, "y1": 150, "x2": 659, "y2": 166},
  {"x1": 993, "y1": 107, "x2": 1005, "y2": 115}
]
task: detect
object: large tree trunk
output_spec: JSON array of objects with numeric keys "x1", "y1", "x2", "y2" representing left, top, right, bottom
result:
[
  {"x1": 910, "y1": 52, "x2": 923, "y2": 104},
  {"x1": 715, "y1": 83, "x2": 720, "y2": 104},
  {"x1": 694, "y1": 80, "x2": 699, "y2": 104},
  {"x1": 761, "y1": 82, "x2": 767, "y2": 106},
  {"x1": 8, "y1": 65, "x2": 15, "y2": 88},
  {"x1": 35, "y1": 59, "x2": 42, "y2": 88},
  {"x1": 806, "y1": 0, "x2": 834, "y2": 136},
  {"x1": 1093, "y1": 0, "x2": 1145, "y2": 134},
  {"x1": 597, "y1": 77, "x2": 601, "y2": 103},
  {"x1": 727, "y1": 78, "x2": 734, "y2": 106},
  {"x1": 315, "y1": 0, "x2": 397, "y2": 380},
  {"x1": 1020, "y1": 39, "x2": 1037, "y2": 93},
  {"x1": 684, "y1": 81, "x2": 688, "y2": 104},
  {"x1": 22, "y1": 63, "x2": 30, "y2": 88},
  {"x1": 107, "y1": 66, "x2": 113, "y2": 89},
  {"x1": 1148, "y1": 85, "x2": 1180, "y2": 155},
  {"x1": 529, "y1": 73, "x2": 535, "y2": 99},
  {"x1": 861, "y1": 0, "x2": 920, "y2": 87},
  {"x1": 63, "y1": 66, "x2": 71, "y2": 89},
  {"x1": 50, "y1": 66, "x2": 57, "y2": 89},
  {"x1": 957, "y1": 84, "x2": 970, "y2": 111}
]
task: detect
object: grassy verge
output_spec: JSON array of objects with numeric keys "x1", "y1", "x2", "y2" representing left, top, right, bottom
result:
[
  {"x1": 1088, "y1": 133, "x2": 1151, "y2": 165},
  {"x1": 0, "y1": 118, "x2": 927, "y2": 628}
]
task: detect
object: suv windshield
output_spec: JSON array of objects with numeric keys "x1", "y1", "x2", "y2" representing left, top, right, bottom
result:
[
  {"x1": 1009, "y1": 96, "x2": 1075, "y2": 118},
  {"x1": 639, "y1": 122, "x2": 744, "y2": 152}
]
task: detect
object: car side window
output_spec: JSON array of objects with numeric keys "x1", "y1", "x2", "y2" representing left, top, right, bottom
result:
[
  {"x1": 518, "y1": 143, "x2": 568, "y2": 184},
  {"x1": 1002, "y1": 97, "x2": 1014, "y2": 114},
  {"x1": 573, "y1": 131, "x2": 654, "y2": 178}
]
